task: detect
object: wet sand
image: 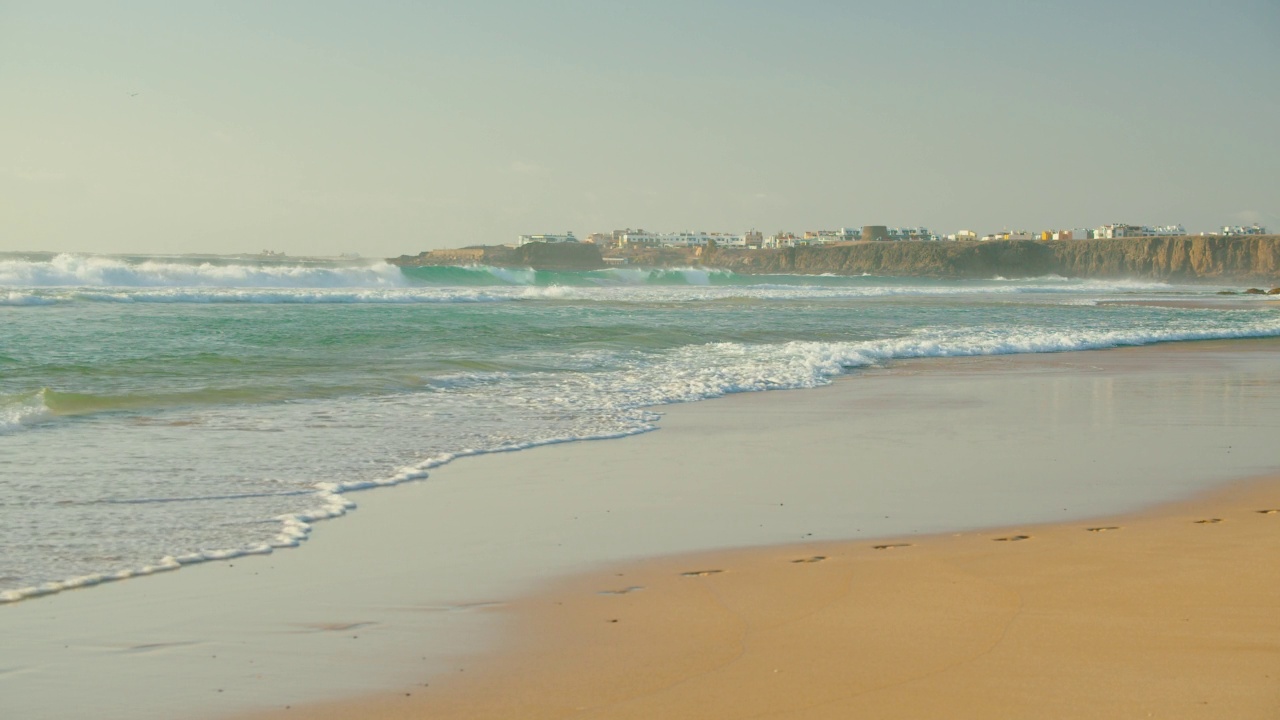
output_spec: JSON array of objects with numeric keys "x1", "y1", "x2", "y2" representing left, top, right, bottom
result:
[
  {"x1": 241, "y1": 339, "x2": 1280, "y2": 720},
  {"x1": 251, "y1": 476, "x2": 1280, "y2": 719}
]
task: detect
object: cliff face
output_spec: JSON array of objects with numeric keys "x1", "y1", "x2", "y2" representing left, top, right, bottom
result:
[
  {"x1": 705, "y1": 236, "x2": 1280, "y2": 282},
  {"x1": 394, "y1": 242, "x2": 606, "y2": 271},
  {"x1": 391, "y1": 237, "x2": 1280, "y2": 281},
  {"x1": 1049, "y1": 236, "x2": 1280, "y2": 280}
]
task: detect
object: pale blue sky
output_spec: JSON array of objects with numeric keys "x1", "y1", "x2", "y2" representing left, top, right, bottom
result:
[{"x1": 2, "y1": 1, "x2": 1277, "y2": 256}]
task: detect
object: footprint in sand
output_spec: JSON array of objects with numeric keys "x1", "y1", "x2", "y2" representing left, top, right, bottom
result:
[
  {"x1": 293, "y1": 622, "x2": 375, "y2": 633},
  {"x1": 790, "y1": 556, "x2": 827, "y2": 563},
  {"x1": 681, "y1": 569, "x2": 724, "y2": 577},
  {"x1": 1087, "y1": 526, "x2": 1121, "y2": 533},
  {"x1": 993, "y1": 535, "x2": 1031, "y2": 542},
  {"x1": 1194, "y1": 518, "x2": 1223, "y2": 524},
  {"x1": 1257, "y1": 509, "x2": 1279, "y2": 515},
  {"x1": 597, "y1": 586, "x2": 644, "y2": 595},
  {"x1": 872, "y1": 543, "x2": 912, "y2": 550},
  {"x1": 119, "y1": 640, "x2": 201, "y2": 654}
]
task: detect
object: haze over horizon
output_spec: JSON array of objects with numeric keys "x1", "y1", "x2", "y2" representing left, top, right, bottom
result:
[{"x1": 2, "y1": 1, "x2": 1278, "y2": 258}]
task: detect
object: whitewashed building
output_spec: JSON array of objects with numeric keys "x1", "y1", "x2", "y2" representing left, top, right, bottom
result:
[
  {"x1": 1222, "y1": 224, "x2": 1267, "y2": 236},
  {"x1": 1095, "y1": 224, "x2": 1143, "y2": 239},
  {"x1": 516, "y1": 232, "x2": 578, "y2": 246},
  {"x1": 618, "y1": 231, "x2": 662, "y2": 247}
]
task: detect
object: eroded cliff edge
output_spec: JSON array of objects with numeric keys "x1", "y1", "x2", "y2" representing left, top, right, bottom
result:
[
  {"x1": 705, "y1": 236, "x2": 1280, "y2": 282},
  {"x1": 393, "y1": 236, "x2": 1280, "y2": 282}
]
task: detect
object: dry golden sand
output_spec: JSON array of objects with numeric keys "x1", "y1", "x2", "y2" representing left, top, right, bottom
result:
[{"x1": 249, "y1": 476, "x2": 1280, "y2": 719}]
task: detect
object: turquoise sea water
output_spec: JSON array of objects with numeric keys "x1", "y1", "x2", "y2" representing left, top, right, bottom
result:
[{"x1": 3, "y1": 252, "x2": 1279, "y2": 603}]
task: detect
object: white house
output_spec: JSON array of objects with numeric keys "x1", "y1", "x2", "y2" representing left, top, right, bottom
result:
[
  {"x1": 517, "y1": 232, "x2": 578, "y2": 246},
  {"x1": 1095, "y1": 224, "x2": 1143, "y2": 239},
  {"x1": 1222, "y1": 224, "x2": 1267, "y2": 236}
]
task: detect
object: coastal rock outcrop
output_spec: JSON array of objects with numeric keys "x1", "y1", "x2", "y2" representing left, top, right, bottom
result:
[
  {"x1": 392, "y1": 236, "x2": 1280, "y2": 282},
  {"x1": 705, "y1": 236, "x2": 1280, "y2": 282},
  {"x1": 394, "y1": 242, "x2": 606, "y2": 271}
]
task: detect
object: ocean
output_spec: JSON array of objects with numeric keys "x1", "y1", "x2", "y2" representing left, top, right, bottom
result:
[{"x1": 3, "y1": 251, "x2": 1279, "y2": 605}]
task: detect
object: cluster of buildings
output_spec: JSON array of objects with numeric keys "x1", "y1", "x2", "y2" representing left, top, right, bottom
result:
[
  {"x1": 515, "y1": 223, "x2": 1268, "y2": 250},
  {"x1": 521, "y1": 228, "x2": 936, "y2": 249}
]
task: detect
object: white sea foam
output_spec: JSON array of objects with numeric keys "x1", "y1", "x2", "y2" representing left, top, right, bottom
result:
[
  {"x1": 0, "y1": 254, "x2": 407, "y2": 288},
  {"x1": 0, "y1": 556, "x2": 182, "y2": 604},
  {"x1": 5, "y1": 277, "x2": 1278, "y2": 607},
  {"x1": 0, "y1": 426, "x2": 658, "y2": 605},
  {"x1": 0, "y1": 390, "x2": 53, "y2": 435},
  {"x1": 0, "y1": 253, "x2": 1196, "y2": 306},
  {"x1": 481, "y1": 266, "x2": 538, "y2": 285},
  {"x1": 62, "y1": 288, "x2": 518, "y2": 304},
  {"x1": 2, "y1": 291, "x2": 58, "y2": 305},
  {"x1": 0, "y1": 282, "x2": 1159, "y2": 306},
  {"x1": 610, "y1": 318, "x2": 1280, "y2": 407}
]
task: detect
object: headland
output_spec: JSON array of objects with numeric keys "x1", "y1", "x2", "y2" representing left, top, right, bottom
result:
[{"x1": 394, "y1": 235, "x2": 1280, "y2": 284}]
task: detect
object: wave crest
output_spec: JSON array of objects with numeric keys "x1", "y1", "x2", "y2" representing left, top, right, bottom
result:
[
  {"x1": 0, "y1": 390, "x2": 54, "y2": 434},
  {"x1": 0, "y1": 254, "x2": 407, "y2": 289}
]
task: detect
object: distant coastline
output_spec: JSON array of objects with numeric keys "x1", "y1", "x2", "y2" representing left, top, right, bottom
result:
[{"x1": 392, "y1": 235, "x2": 1280, "y2": 283}]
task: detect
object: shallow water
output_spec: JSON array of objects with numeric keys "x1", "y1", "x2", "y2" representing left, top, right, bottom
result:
[{"x1": 3, "y1": 252, "x2": 1279, "y2": 603}]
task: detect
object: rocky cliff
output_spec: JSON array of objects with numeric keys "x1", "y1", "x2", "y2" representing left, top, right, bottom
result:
[
  {"x1": 704, "y1": 236, "x2": 1280, "y2": 282},
  {"x1": 391, "y1": 236, "x2": 1280, "y2": 281},
  {"x1": 394, "y1": 242, "x2": 606, "y2": 271}
]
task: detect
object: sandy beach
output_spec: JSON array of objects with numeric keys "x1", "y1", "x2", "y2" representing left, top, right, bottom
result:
[
  {"x1": 251, "y1": 475, "x2": 1280, "y2": 720},
  {"x1": 242, "y1": 340, "x2": 1280, "y2": 720},
  {"x1": 5, "y1": 339, "x2": 1280, "y2": 719}
]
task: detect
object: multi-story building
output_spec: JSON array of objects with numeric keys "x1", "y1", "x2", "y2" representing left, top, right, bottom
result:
[
  {"x1": 800, "y1": 230, "x2": 854, "y2": 245},
  {"x1": 517, "y1": 232, "x2": 578, "y2": 246},
  {"x1": 617, "y1": 230, "x2": 757, "y2": 249},
  {"x1": 1222, "y1": 224, "x2": 1268, "y2": 236},
  {"x1": 881, "y1": 227, "x2": 938, "y2": 241},
  {"x1": 618, "y1": 231, "x2": 662, "y2": 247},
  {"x1": 764, "y1": 232, "x2": 799, "y2": 248},
  {"x1": 1095, "y1": 224, "x2": 1143, "y2": 239},
  {"x1": 1094, "y1": 223, "x2": 1184, "y2": 238}
]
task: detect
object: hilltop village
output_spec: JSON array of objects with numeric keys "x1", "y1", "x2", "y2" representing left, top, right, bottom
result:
[
  {"x1": 393, "y1": 223, "x2": 1280, "y2": 284},
  {"x1": 522, "y1": 222, "x2": 1268, "y2": 250}
]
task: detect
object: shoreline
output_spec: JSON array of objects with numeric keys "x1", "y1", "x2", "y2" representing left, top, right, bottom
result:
[
  {"x1": 244, "y1": 472, "x2": 1280, "y2": 719},
  {"x1": 5, "y1": 338, "x2": 1280, "y2": 719},
  {"x1": 243, "y1": 337, "x2": 1280, "y2": 719}
]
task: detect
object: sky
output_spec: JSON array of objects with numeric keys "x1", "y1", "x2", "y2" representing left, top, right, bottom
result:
[{"x1": 2, "y1": 0, "x2": 1278, "y2": 257}]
